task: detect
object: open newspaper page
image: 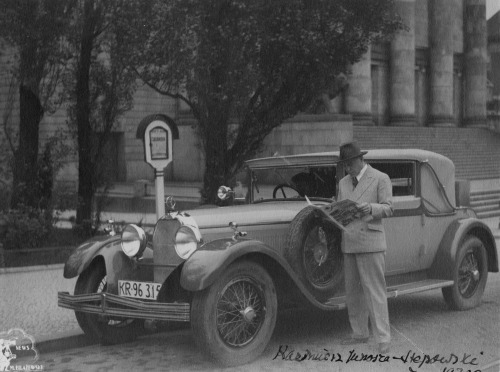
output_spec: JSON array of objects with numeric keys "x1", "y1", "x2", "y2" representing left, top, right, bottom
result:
[
  {"x1": 327, "y1": 199, "x2": 365, "y2": 227},
  {"x1": 306, "y1": 198, "x2": 364, "y2": 232}
]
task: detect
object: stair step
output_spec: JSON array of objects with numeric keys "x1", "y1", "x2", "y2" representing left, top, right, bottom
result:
[
  {"x1": 470, "y1": 196, "x2": 500, "y2": 204},
  {"x1": 472, "y1": 204, "x2": 500, "y2": 213},
  {"x1": 477, "y1": 210, "x2": 500, "y2": 219},
  {"x1": 354, "y1": 126, "x2": 500, "y2": 181},
  {"x1": 470, "y1": 193, "x2": 500, "y2": 201},
  {"x1": 470, "y1": 200, "x2": 500, "y2": 208}
]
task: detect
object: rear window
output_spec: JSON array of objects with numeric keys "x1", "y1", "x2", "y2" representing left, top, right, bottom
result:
[{"x1": 369, "y1": 162, "x2": 416, "y2": 197}]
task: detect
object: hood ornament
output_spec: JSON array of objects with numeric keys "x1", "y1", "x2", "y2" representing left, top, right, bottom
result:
[
  {"x1": 165, "y1": 196, "x2": 176, "y2": 211},
  {"x1": 229, "y1": 221, "x2": 247, "y2": 241}
]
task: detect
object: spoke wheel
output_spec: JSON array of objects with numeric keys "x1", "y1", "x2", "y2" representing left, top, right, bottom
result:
[
  {"x1": 191, "y1": 261, "x2": 277, "y2": 367},
  {"x1": 74, "y1": 261, "x2": 142, "y2": 343},
  {"x1": 285, "y1": 206, "x2": 343, "y2": 301},
  {"x1": 302, "y1": 226, "x2": 342, "y2": 288},
  {"x1": 216, "y1": 277, "x2": 265, "y2": 347},
  {"x1": 458, "y1": 250, "x2": 481, "y2": 298},
  {"x1": 442, "y1": 236, "x2": 488, "y2": 310}
]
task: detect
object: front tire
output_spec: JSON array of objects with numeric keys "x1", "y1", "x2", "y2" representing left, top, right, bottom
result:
[
  {"x1": 74, "y1": 261, "x2": 142, "y2": 344},
  {"x1": 191, "y1": 261, "x2": 277, "y2": 367},
  {"x1": 442, "y1": 236, "x2": 488, "y2": 310}
]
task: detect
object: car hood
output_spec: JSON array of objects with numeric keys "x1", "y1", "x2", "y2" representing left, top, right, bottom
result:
[{"x1": 184, "y1": 201, "x2": 316, "y2": 230}]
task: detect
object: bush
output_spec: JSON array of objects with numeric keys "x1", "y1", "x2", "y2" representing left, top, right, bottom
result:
[{"x1": 0, "y1": 205, "x2": 54, "y2": 250}]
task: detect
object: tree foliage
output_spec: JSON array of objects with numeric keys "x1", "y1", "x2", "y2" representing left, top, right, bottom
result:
[
  {"x1": 0, "y1": 0, "x2": 73, "y2": 109},
  {"x1": 0, "y1": 0, "x2": 74, "y2": 209},
  {"x1": 62, "y1": 0, "x2": 137, "y2": 233},
  {"x1": 119, "y1": 0, "x2": 403, "y2": 203}
]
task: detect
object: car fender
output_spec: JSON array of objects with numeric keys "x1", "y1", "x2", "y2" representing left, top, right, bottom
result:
[
  {"x1": 180, "y1": 238, "x2": 326, "y2": 306},
  {"x1": 429, "y1": 218, "x2": 498, "y2": 279},
  {"x1": 63, "y1": 235, "x2": 154, "y2": 288}
]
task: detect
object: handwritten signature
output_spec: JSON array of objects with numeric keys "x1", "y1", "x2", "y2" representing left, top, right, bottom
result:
[{"x1": 272, "y1": 345, "x2": 484, "y2": 371}]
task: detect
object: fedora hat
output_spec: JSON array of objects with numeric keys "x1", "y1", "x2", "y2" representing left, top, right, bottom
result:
[{"x1": 338, "y1": 142, "x2": 368, "y2": 163}]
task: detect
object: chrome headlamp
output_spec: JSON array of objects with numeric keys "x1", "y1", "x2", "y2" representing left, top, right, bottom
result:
[
  {"x1": 175, "y1": 226, "x2": 198, "y2": 259},
  {"x1": 121, "y1": 224, "x2": 147, "y2": 258},
  {"x1": 173, "y1": 213, "x2": 201, "y2": 259}
]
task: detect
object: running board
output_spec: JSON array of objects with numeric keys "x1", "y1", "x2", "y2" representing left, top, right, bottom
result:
[{"x1": 323, "y1": 279, "x2": 454, "y2": 309}]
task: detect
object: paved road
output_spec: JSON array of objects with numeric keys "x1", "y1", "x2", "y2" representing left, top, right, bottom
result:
[
  {"x1": 18, "y1": 264, "x2": 500, "y2": 372},
  {"x1": 0, "y1": 266, "x2": 79, "y2": 340}
]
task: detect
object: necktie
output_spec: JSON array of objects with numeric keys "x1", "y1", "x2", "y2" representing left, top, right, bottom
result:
[{"x1": 352, "y1": 176, "x2": 358, "y2": 189}]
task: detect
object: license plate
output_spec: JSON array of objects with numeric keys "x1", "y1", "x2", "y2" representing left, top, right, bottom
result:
[{"x1": 118, "y1": 280, "x2": 162, "y2": 300}]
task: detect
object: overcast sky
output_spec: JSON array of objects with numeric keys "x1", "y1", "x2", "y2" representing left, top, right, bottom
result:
[{"x1": 487, "y1": 0, "x2": 500, "y2": 19}]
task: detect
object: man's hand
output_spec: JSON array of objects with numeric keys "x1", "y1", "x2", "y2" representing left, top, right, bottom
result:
[{"x1": 358, "y1": 202, "x2": 371, "y2": 215}]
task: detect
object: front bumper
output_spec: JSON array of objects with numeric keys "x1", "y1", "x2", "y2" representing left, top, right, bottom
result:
[{"x1": 58, "y1": 292, "x2": 190, "y2": 322}]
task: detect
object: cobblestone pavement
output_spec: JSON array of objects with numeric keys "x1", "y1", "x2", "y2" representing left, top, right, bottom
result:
[
  {"x1": 0, "y1": 266, "x2": 79, "y2": 339},
  {"x1": 29, "y1": 273, "x2": 500, "y2": 371}
]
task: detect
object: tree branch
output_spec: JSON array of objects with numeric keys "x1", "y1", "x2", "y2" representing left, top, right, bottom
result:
[{"x1": 132, "y1": 66, "x2": 200, "y2": 118}]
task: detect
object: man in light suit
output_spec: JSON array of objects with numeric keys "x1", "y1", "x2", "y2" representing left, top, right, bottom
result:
[{"x1": 337, "y1": 142, "x2": 393, "y2": 354}]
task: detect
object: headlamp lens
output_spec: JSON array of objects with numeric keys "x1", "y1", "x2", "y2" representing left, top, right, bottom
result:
[
  {"x1": 175, "y1": 226, "x2": 198, "y2": 259},
  {"x1": 121, "y1": 224, "x2": 147, "y2": 257}
]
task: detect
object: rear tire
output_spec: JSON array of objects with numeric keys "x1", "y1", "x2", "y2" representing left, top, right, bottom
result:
[
  {"x1": 74, "y1": 261, "x2": 142, "y2": 344},
  {"x1": 442, "y1": 236, "x2": 488, "y2": 310}
]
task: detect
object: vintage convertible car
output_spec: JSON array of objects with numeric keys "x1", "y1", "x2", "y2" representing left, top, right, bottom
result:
[{"x1": 58, "y1": 149, "x2": 498, "y2": 366}]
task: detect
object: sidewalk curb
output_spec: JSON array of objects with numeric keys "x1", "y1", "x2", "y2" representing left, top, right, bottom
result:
[
  {"x1": 0, "y1": 263, "x2": 64, "y2": 275},
  {"x1": 29, "y1": 327, "x2": 191, "y2": 355},
  {"x1": 31, "y1": 330, "x2": 96, "y2": 354}
]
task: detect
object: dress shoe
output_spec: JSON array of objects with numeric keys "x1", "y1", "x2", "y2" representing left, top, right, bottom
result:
[
  {"x1": 340, "y1": 336, "x2": 369, "y2": 345},
  {"x1": 378, "y1": 342, "x2": 390, "y2": 354}
]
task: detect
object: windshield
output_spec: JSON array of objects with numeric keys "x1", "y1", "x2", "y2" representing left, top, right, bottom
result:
[{"x1": 246, "y1": 166, "x2": 337, "y2": 203}]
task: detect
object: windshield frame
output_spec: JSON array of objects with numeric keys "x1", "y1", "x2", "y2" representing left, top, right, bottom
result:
[{"x1": 246, "y1": 162, "x2": 343, "y2": 204}]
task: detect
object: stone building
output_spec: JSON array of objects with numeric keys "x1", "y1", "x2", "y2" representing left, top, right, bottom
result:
[
  {"x1": 0, "y1": 0, "x2": 499, "y2": 211},
  {"x1": 488, "y1": 10, "x2": 500, "y2": 115}
]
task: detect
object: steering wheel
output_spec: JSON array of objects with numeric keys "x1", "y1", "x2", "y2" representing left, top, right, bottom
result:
[{"x1": 273, "y1": 184, "x2": 301, "y2": 198}]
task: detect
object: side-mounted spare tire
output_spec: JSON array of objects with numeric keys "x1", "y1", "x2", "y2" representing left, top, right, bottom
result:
[{"x1": 285, "y1": 205, "x2": 344, "y2": 302}]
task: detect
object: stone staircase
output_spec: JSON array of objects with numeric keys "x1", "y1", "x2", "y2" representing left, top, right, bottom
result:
[
  {"x1": 353, "y1": 126, "x2": 500, "y2": 180},
  {"x1": 470, "y1": 189, "x2": 500, "y2": 219},
  {"x1": 354, "y1": 125, "x2": 500, "y2": 219}
]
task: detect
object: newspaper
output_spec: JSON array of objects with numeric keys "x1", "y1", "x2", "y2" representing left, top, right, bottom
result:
[{"x1": 306, "y1": 197, "x2": 364, "y2": 232}]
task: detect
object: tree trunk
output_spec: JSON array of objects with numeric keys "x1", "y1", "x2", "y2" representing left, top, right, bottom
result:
[
  {"x1": 199, "y1": 116, "x2": 230, "y2": 205},
  {"x1": 10, "y1": 85, "x2": 44, "y2": 208},
  {"x1": 75, "y1": 0, "x2": 96, "y2": 234}
]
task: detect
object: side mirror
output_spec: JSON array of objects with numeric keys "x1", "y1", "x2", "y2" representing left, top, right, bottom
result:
[{"x1": 217, "y1": 186, "x2": 234, "y2": 201}]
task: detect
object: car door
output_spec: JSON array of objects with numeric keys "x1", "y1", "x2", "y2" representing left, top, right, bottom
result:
[{"x1": 370, "y1": 161, "x2": 426, "y2": 275}]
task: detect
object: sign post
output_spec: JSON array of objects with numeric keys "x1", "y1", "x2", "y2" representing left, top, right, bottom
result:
[{"x1": 137, "y1": 115, "x2": 179, "y2": 220}]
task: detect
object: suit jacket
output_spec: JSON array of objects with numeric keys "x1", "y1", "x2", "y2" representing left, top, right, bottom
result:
[{"x1": 338, "y1": 164, "x2": 393, "y2": 254}]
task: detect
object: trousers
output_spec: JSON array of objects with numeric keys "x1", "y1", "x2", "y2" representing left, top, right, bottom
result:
[{"x1": 344, "y1": 252, "x2": 391, "y2": 343}]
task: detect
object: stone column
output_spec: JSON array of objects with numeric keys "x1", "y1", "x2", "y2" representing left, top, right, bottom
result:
[
  {"x1": 428, "y1": 0, "x2": 455, "y2": 126},
  {"x1": 345, "y1": 47, "x2": 373, "y2": 125},
  {"x1": 463, "y1": 0, "x2": 487, "y2": 127},
  {"x1": 389, "y1": 0, "x2": 416, "y2": 126}
]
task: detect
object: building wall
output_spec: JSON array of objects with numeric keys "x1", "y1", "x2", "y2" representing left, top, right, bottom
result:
[
  {"x1": 487, "y1": 11, "x2": 500, "y2": 130},
  {"x1": 0, "y1": 0, "x2": 493, "y2": 191},
  {"x1": 487, "y1": 11, "x2": 500, "y2": 103},
  {"x1": 261, "y1": 115, "x2": 352, "y2": 157}
]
